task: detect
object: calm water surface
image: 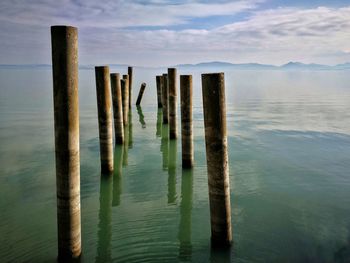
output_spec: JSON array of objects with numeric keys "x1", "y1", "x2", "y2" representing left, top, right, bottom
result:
[{"x1": 0, "y1": 69, "x2": 350, "y2": 262}]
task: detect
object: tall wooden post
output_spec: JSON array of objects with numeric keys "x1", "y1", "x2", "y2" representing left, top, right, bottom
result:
[
  {"x1": 110, "y1": 73, "x2": 124, "y2": 144},
  {"x1": 121, "y1": 77, "x2": 129, "y2": 126},
  {"x1": 180, "y1": 75, "x2": 194, "y2": 168},
  {"x1": 202, "y1": 73, "x2": 232, "y2": 247},
  {"x1": 128, "y1": 67, "x2": 133, "y2": 109},
  {"x1": 162, "y1": 74, "x2": 168, "y2": 124},
  {"x1": 168, "y1": 68, "x2": 178, "y2": 139},
  {"x1": 51, "y1": 25, "x2": 81, "y2": 260},
  {"x1": 95, "y1": 66, "x2": 114, "y2": 174},
  {"x1": 156, "y1": 75, "x2": 163, "y2": 108}
]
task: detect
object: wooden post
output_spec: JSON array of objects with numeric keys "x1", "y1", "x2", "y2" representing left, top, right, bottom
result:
[
  {"x1": 168, "y1": 68, "x2": 178, "y2": 139},
  {"x1": 162, "y1": 74, "x2": 168, "y2": 124},
  {"x1": 110, "y1": 73, "x2": 124, "y2": 144},
  {"x1": 95, "y1": 66, "x2": 114, "y2": 174},
  {"x1": 128, "y1": 67, "x2": 133, "y2": 109},
  {"x1": 201, "y1": 73, "x2": 232, "y2": 247},
  {"x1": 121, "y1": 78, "x2": 129, "y2": 126},
  {"x1": 135, "y1": 82, "x2": 146, "y2": 106},
  {"x1": 156, "y1": 75, "x2": 163, "y2": 108},
  {"x1": 180, "y1": 75, "x2": 194, "y2": 168},
  {"x1": 51, "y1": 25, "x2": 81, "y2": 260}
]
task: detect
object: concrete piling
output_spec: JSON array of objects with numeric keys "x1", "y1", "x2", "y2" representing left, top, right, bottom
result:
[
  {"x1": 51, "y1": 25, "x2": 81, "y2": 260},
  {"x1": 128, "y1": 67, "x2": 133, "y2": 109},
  {"x1": 156, "y1": 75, "x2": 163, "y2": 108},
  {"x1": 110, "y1": 73, "x2": 124, "y2": 144},
  {"x1": 162, "y1": 74, "x2": 169, "y2": 124},
  {"x1": 95, "y1": 66, "x2": 114, "y2": 174},
  {"x1": 135, "y1": 82, "x2": 146, "y2": 106},
  {"x1": 121, "y1": 77, "x2": 129, "y2": 126},
  {"x1": 180, "y1": 75, "x2": 194, "y2": 168},
  {"x1": 168, "y1": 68, "x2": 178, "y2": 139},
  {"x1": 201, "y1": 73, "x2": 232, "y2": 247}
]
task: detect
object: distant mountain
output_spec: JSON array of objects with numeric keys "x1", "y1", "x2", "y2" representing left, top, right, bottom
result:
[
  {"x1": 1, "y1": 61, "x2": 349, "y2": 70},
  {"x1": 281, "y1": 62, "x2": 330, "y2": 70}
]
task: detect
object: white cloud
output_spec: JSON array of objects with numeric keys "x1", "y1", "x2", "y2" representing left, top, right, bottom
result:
[{"x1": 0, "y1": 1, "x2": 349, "y2": 65}]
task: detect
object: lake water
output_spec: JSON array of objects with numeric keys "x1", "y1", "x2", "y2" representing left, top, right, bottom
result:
[{"x1": 0, "y1": 68, "x2": 350, "y2": 262}]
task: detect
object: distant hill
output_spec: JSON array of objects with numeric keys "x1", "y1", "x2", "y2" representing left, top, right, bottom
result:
[{"x1": 1, "y1": 61, "x2": 349, "y2": 70}]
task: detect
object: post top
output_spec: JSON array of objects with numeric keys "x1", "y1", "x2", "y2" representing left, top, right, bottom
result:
[
  {"x1": 201, "y1": 72, "x2": 224, "y2": 77},
  {"x1": 51, "y1": 25, "x2": 77, "y2": 31},
  {"x1": 95, "y1": 65, "x2": 109, "y2": 69},
  {"x1": 110, "y1": 73, "x2": 120, "y2": 77}
]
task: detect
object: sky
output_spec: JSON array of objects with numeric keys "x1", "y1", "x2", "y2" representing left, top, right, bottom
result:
[{"x1": 0, "y1": 0, "x2": 349, "y2": 66}]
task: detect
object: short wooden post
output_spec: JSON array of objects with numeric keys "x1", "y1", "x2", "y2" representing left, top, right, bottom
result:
[
  {"x1": 135, "y1": 82, "x2": 146, "y2": 106},
  {"x1": 128, "y1": 67, "x2": 133, "y2": 109},
  {"x1": 51, "y1": 25, "x2": 81, "y2": 260},
  {"x1": 156, "y1": 75, "x2": 163, "y2": 108},
  {"x1": 180, "y1": 75, "x2": 194, "y2": 168},
  {"x1": 121, "y1": 78, "x2": 129, "y2": 126},
  {"x1": 110, "y1": 73, "x2": 124, "y2": 144},
  {"x1": 95, "y1": 66, "x2": 114, "y2": 174},
  {"x1": 162, "y1": 74, "x2": 168, "y2": 124},
  {"x1": 202, "y1": 73, "x2": 232, "y2": 246},
  {"x1": 168, "y1": 68, "x2": 178, "y2": 139}
]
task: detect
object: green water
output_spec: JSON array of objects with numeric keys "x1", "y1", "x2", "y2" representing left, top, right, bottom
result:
[{"x1": 0, "y1": 69, "x2": 350, "y2": 262}]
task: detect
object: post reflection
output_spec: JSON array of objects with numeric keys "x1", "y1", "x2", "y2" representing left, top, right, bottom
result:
[
  {"x1": 156, "y1": 108, "x2": 162, "y2": 137},
  {"x1": 128, "y1": 111, "x2": 133, "y2": 149},
  {"x1": 161, "y1": 124, "x2": 169, "y2": 171},
  {"x1": 136, "y1": 105, "x2": 146, "y2": 128},
  {"x1": 178, "y1": 169, "x2": 193, "y2": 261},
  {"x1": 113, "y1": 144, "x2": 123, "y2": 207},
  {"x1": 210, "y1": 246, "x2": 232, "y2": 263},
  {"x1": 168, "y1": 139, "x2": 177, "y2": 204},
  {"x1": 96, "y1": 174, "x2": 113, "y2": 263},
  {"x1": 123, "y1": 123, "x2": 129, "y2": 167}
]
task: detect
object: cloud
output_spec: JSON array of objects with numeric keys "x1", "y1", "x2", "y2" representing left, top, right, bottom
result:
[
  {"x1": 0, "y1": 1, "x2": 349, "y2": 65},
  {"x1": 0, "y1": 0, "x2": 264, "y2": 27}
]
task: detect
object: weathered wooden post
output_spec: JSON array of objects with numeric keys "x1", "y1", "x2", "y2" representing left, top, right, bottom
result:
[
  {"x1": 168, "y1": 68, "x2": 178, "y2": 139},
  {"x1": 110, "y1": 73, "x2": 124, "y2": 144},
  {"x1": 95, "y1": 66, "x2": 114, "y2": 174},
  {"x1": 135, "y1": 82, "x2": 146, "y2": 106},
  {"x1": 51, "y1": 25, "x2": 81, "y2": 260},
  {"x1": 162, "y1": 73, "x2": 168, "y2": 124},
  {"x1": 202, "y1": 73, "x2": 232, "y2": 247},
  {"x1": 128, "y1": 66, "x2": 133, "y2": 109},
  {"x1": 156, "y1": 75, "x2": 163, "y2": 108},
  {"x1": 121, "y1": 77, "x2": 129, "y2": 126},
  {"x1": 180, "y1": 75, "x2": 194, "y2": 168}
]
